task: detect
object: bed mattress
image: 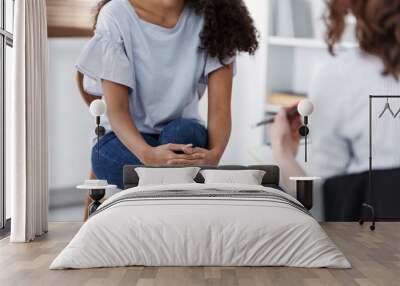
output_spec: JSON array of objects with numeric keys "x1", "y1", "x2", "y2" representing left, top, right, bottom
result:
[{"x1": 50, "y1": 183, "x2": 350, "y2": 269}]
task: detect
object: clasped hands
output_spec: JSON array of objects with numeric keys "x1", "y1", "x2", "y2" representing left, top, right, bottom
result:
[{"x1": 141, "y1": 144, "x2": 220, "y2": 166}]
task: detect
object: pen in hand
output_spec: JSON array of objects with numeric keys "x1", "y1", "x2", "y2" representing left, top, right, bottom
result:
[{"x1": 252, "y1": 105, "x2": 299, "y2": 128}]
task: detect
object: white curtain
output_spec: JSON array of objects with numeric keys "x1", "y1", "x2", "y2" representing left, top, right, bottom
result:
[{"x1": 9, "y1": 0, "x2": 49, "y2": 242}]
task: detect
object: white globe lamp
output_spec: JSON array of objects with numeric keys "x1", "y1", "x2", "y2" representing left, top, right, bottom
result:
[{"x1": 298, "y1": 99, "x2": 314, "y2": 162}]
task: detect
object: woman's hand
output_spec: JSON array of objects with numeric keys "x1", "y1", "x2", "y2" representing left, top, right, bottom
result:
[
  {"x1": 267, "y1": 107, "x2": 306, "y2": 196},
  {"x1": 166, "y1": 147, "x2": 221, "y2": 166},
  {"x1": 268, "y1": 107, "x2": 302, "y2": 161},
  {"x1": 141, "y1": 144, "x2": 206, "y2": 166}
]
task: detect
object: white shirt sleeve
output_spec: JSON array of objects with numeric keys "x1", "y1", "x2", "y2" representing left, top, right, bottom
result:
[
  {"x1": 307, "y1": 66, "x2": 352, "y2": 179},
  {"x1": 75, "y1": 6, "x2": 135, "y2": 91}
]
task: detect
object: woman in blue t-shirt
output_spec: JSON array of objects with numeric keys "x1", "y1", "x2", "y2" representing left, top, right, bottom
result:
[{"x1": 76, "y1": 0, "x2": 258, "y2": 189}]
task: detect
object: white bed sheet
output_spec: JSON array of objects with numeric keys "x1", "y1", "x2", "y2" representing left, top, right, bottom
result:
[{"x1": 50, "y1": 183, "x2": 350, "y2": 269}]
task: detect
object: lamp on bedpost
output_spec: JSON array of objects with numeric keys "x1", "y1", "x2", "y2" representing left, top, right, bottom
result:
[
  {"x1": 289, "y1": 100, "x2": 320, "y2": 211},
  {"x1": 76, "y1": 100, "x2": 116, "y2": 217},
  {"x1": 90, "y1": 99, "x2": 107, "y2": 161},
  {"x1": 298, "y1": 99, "x2": 314, "y2": 163}
]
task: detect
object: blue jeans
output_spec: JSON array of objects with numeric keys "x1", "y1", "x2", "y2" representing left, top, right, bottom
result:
[{"x1": 92, "y1": 119, "x2": 208, "y2": 189}]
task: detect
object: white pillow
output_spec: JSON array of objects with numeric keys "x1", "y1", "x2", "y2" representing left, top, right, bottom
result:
[
  {"x1": 135, "y1": 167, "x2": 201, "y2": 186},
  {"x1": 200, "y1": 169, "x2": 266, "y2": 185}
]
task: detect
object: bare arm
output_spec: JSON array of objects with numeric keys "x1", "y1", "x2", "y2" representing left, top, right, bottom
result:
[
  {"x1": 101, "y1": 80, "x2": 150, "y2": 160},
  {"x1": 167, "y1": 64, "x2": 234, "y2": 166},
  {"x1": 273, "y1": 151, "x2": 305, "y2": 197},
  {"x1": 268, "y1": 109, "x2": 306, "y2": 196},
  {"x1": 206, "y1": 64, "x2": 234, "y2": 163},
  {"x1": 101, "y1": 80, "x2": 203, "y2": 166}
]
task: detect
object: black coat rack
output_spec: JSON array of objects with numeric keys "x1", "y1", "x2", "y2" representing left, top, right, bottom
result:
[{"x1": 359, "y1": 95, "x2": 400, "y2": 231}]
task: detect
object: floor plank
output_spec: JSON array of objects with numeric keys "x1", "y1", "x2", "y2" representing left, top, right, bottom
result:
[{"x1": 0, "y1": 222, "x2": 399, "y2": 286}]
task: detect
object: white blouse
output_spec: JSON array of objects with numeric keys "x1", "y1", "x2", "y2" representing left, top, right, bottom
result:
[
  {"x1": 308, "y1": 49, "x2": 400, "y2": 178},
  {"x1": 76, "y1": 0, "x2": 234, "y2": 135}
]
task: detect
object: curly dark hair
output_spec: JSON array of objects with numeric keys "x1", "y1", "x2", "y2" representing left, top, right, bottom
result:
[
  {"x1": 93, "y1": 0, "x2": 259, "y2": 64},
  {"x1": 324, "y1": 0, "x2": 400, "y2": 79}
]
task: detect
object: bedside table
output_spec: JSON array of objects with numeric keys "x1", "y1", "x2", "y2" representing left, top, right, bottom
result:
[
  {"x1": 77, "y1": 184, "x2": 117, "y2": 216},
  {"x1": 290, "y1": 177, "x2": 321, "y2": 210}
]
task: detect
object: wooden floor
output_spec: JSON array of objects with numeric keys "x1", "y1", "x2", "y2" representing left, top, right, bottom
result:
[{"x1": 0, "y1": 222, "x2": 399, "y2": 286}]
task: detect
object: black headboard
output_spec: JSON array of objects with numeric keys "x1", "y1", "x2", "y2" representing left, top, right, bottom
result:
[{"x1": 123, "y1": 165, "x2": 280, "y2": 189}]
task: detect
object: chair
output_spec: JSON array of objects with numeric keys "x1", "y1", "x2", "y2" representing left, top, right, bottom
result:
[
  {"x1": 323, "y1": 168, "x2": 400, "y2": 221},
  {"x1": 83, "y1": 171, "x2": 96, "y2": 221}
]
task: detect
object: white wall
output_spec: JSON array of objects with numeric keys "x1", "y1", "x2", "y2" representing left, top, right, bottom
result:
[
  {"x1": 48, "y1": 38, "x2": 92, "y2": 190},
  {"x1": 48, "y1": 0, "x2": 269, "y2": 191}
]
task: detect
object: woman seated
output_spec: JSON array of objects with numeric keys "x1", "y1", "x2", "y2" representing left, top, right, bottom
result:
[
  {"x1": 76, "y1": 0, "x2": 258, "y2": 189},
  {"x1": 269, "y1": 0, "x2": 400, "y2": 218}
]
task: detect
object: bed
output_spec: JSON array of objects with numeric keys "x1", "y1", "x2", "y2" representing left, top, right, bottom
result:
[{"x1": 50, "y1": 165, "x2": 350, "y2": 269}]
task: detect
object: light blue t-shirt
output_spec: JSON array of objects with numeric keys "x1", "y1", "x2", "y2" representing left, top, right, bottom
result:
[{"x1": 76, "y1": 0, "x2": 235, "y2": 134}]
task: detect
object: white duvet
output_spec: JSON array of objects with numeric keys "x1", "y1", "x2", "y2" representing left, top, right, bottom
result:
[{"x1": 50, "y1": 183, "x2": 350, "y2": 269}]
